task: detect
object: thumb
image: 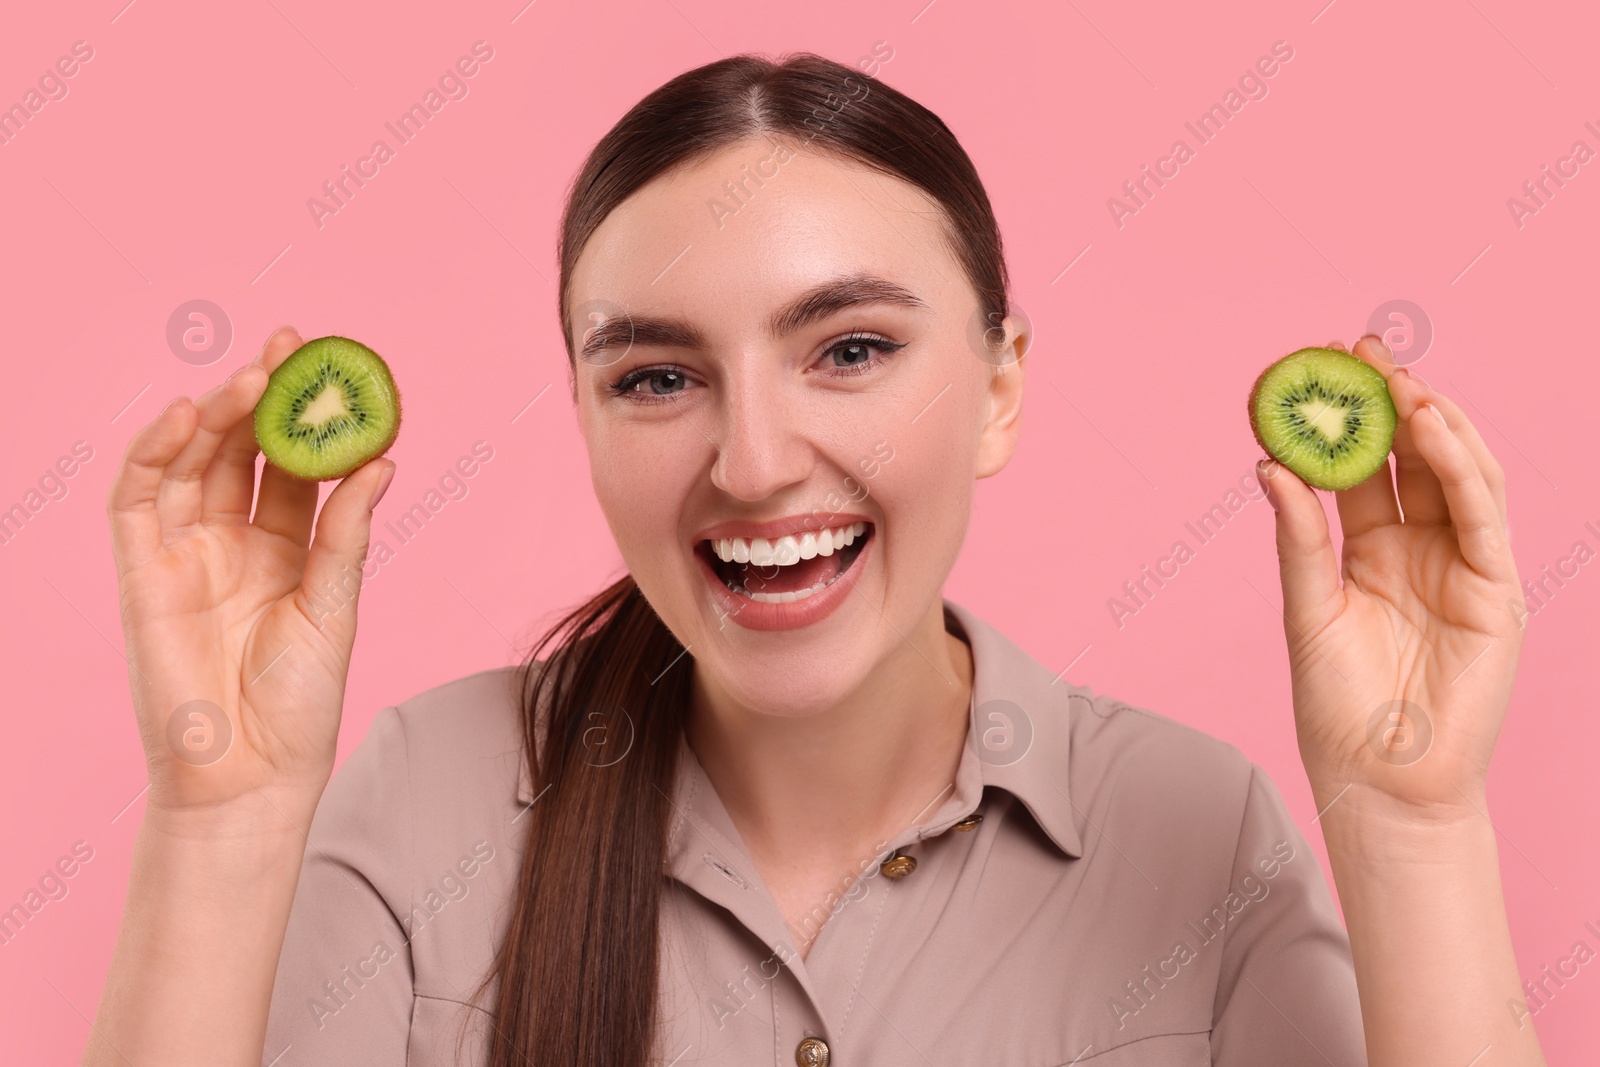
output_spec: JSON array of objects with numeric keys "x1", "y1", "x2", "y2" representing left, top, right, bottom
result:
[
  {"x1": 1258, "y1": 456, "x2": 1342, "y2": 637},
  {"x1": 299, "y1": 459, "x2": 395, "y2": 647}
]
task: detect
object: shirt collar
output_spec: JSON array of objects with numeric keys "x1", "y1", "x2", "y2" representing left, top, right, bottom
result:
[
  {"x1": 941, "y1": 598, "x2": 1085, "y2": 858},
  {"x1": 515, "y1": 597, "x2": 1085, "y2": 860}
]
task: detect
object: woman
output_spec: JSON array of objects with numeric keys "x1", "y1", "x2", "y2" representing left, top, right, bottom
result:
[{"x1": 86, "y1": 53, "x2": 1543, "y2": 1066}]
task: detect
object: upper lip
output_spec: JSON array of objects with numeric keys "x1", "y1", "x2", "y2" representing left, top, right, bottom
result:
[{"x1": 694, "y1": 512, "x2": 873, "y2": 543}]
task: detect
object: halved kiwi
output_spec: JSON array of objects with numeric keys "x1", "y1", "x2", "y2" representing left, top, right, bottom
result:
[
  {"x1": 1248, "y1": 347, "x2": 1397, "y2": 491},
  {"x1": 254, "y1": 336, "x2": 401, "y2": 481}
]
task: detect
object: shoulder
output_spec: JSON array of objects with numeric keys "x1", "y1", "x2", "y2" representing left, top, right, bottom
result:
[
  {"x1": 371, "y1": 663, "x2": 532, "y2": 810},
  {"x1": 385, "y1": 663, "x2": 528, "y2": 758},
  {"x1": 280, "y1": 664, "x2": 540, "y2": 1029},
  {"x1": 317, "y1": 664, "x2": 537, "y2": 868},
  {"x1": 1059, "y1": 686, "x2": 1279, "y2": 870},
  {"x1": 949, "y1": 600, "x2": 1272, "y2": 863},
  {"x1": 1065, "y1": 687, "x2": 1255, "y2": 798}
]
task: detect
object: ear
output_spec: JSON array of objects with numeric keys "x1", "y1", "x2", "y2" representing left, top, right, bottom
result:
[{"x1": 975, "y1": 314, "x2": 1028, "y2": 479}]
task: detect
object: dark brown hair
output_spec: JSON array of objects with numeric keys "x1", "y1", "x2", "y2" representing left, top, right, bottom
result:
[{"x1": 476, "y1": 50, "x2": 1011, "y2": 1066}]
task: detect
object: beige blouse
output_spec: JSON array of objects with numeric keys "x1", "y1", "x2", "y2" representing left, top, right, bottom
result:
[{"x1": 262, "y1": 599, "x2": 1366, "y2": 1066}]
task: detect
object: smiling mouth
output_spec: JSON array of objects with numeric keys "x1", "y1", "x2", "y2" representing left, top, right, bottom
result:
[{"x1": 699, "y1": 521, "x2": 872, "y2": 604}]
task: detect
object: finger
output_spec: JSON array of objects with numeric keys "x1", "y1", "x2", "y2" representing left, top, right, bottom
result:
[
  {"x1": 1325, "y1": 339, "x2": 1348, "y2": 351},
  {"x1": 259, "y1": 324, "x2": 305, "y2": 373},
  {"x1": 200, "y1": 327, "x2": 303, "y2": 523},
  {"x1": 1350, "y1": 334, "x2": 1450, "y2": 525},
  {"x1": 190, "y1": 363, "x2": 270, "y2": 523},
  {"x1": 253, "y1": 461, "x2": 319, "y2": 547},
  {"x1": 296, "y1": 459, "x2": 395, "y2": 647},
  {"x1": 107, "y1": 398, "x2": 199, "y2": 570},
  {"x1": 1407, "y1": 383, "x2": 1507, "y2": 528},
  {"x1": 156, "y1": 355, "x2": 281, "y2": 534},
  {"x1": 1406, "y1": 400, "x2": 1512, "y2": 581},
  {"x1": 1334, "y1": 457, "x2": 1401, "y2": 539},
  {"x1": 1258, "y1": 457, "x2": 1344, "y2": 639}
]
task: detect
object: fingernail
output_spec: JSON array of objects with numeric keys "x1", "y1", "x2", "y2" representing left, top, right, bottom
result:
[
  {"x1": 1425, "y1": 402, "x2": 1448, "y2": 428},
  {"x1": 162, "y1": 396, "x2": 186, "y2": 414},
  {"x1": 1362, "y1": 333, "x2": 1392, "y2": 361},
  {"x1": 1392, "y1": 366, "x2": 1411, "y2": 381},
  {"x1": 368, "y1": 463, "x2": 396, "y2": 511},
  {"x1": 1257, "y1": 458, "x2": 1281, "y2": 512}
]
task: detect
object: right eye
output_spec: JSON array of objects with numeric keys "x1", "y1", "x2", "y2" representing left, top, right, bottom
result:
[{"x1": 609, "y1": 365, "x2": 696, "y2": 403}]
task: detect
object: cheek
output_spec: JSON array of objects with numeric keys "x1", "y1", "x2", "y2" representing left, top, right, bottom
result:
[
  {"x1": 859, "y1": 394, "x2": 978, "y2": 553},
  {"x1": 585, "y1": 419, "x2": 701, "y2": 560}
]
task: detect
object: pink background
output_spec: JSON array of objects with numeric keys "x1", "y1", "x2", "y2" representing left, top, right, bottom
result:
[{"x1": 3, "y1": 0, "x2": 1596, "y2": 1059}]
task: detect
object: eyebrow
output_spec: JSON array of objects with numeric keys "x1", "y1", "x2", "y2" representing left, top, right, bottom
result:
[{"x1": 576, "y1": 272, "x2": 929, "y2": 361}]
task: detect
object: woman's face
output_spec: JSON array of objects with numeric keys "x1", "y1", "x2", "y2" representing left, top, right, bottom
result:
[{"x1": 568, "y1": 135, "x2": 1026, "y2": 717}]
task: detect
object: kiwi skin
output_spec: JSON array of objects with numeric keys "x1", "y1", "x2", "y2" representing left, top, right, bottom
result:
[
  {"x1": 254, "y1": 335, "x2": 402, "y2": 482},
  {"x1": 1248, "y1": 346, "x2": 1397, "y2": 492}
]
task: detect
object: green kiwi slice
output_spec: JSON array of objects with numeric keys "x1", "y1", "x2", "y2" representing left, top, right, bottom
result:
[
  {"x1": 1248, "y1": 347, "x2": 1397, "y2": 491},
  {"x1": 254, "y1": 336, "x2": 401, "y2": 481}
]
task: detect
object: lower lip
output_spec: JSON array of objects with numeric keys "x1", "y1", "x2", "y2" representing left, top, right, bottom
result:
[{"x1": 696, "y1": 529, "x2": 873, "y2": 633}]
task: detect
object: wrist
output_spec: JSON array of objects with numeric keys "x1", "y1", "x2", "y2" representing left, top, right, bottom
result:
[
  {"x1": 1317, "y1": 783, "x2": 1497, "y2": 868},
  {"x1": 141, "y1": 786, "x2": 322, "y2": 860}
]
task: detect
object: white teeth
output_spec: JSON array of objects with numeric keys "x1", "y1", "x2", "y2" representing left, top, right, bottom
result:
[
  {"x1": 709, "y1": 521, "x2": 866, "y2": 566},
  {"x1": 743, "y1": 572, "x2": 835, "y2": 604}
]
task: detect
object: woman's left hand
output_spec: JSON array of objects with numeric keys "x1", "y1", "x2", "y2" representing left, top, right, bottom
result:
[{"x1": 1258, "y1": 333, "x2": 1524, "y2": 820}]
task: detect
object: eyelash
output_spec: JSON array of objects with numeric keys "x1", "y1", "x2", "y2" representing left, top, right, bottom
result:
[{"x1": 606, "y1": 332, "x2": 908, "y2": 404}]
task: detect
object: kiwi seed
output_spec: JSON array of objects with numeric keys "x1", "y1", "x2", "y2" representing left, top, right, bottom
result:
[
  {"x1": 1248, "y1": 347, "x2": 1397, "y2": 491},
  {"x1": 253, "y1": 335, "x2": 402, "y2": 481}
]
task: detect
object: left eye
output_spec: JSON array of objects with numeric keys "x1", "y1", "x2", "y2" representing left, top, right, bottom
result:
[
  {"x1": 828, "y1": 341, "x2": 875, "y2": 367},
  {"x1": 634, "y1": 369, "x2": 688, "y2": 394},
  {"x1": 821, "y1": 334, "x2": 904, "y2": 373}
]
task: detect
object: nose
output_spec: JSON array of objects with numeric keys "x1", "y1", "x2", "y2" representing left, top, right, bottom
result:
[{"x1": 708, "y1": 368, "x2": 814, "y2": 502}]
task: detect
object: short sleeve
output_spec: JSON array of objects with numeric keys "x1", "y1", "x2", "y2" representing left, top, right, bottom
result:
[
  {"x1": 262, "y1": 706, "x2": 415, "y2": 1066},
  {"x1": 1210, "y1": 765, "x2": 1368, "y2": 1066}
]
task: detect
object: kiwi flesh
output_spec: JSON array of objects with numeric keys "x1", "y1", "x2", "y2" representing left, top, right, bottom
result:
[
  {"x1": 1248, "y1": 347, "x2": 1396, "y2": 491},
  {"x1": 254, "y1": 336, "x2": 401, "y2": 481}
]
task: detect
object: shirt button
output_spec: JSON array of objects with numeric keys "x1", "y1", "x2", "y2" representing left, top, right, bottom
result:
[
  {"x1": 879, "y1": 849, "x2": 917, "y2": 879},
  {"x1": 796, "y1": 1035, "x2": 831, "y2": 1066},
  {"x1": 953, "y1": 813, "x2": 983, "y2": 831}
]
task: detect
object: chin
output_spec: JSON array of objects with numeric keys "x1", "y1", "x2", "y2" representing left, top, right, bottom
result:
[{"x1": 692, "y1": 643, "x2": 877, "y2": 719}]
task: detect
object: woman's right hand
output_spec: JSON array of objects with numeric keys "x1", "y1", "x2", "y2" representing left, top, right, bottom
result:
[{"x1": 107, "y1": 325, "x2": 396, "y2": 821}]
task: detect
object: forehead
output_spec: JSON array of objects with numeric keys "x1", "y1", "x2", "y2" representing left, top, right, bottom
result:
[{"x1": 568, "y1": 137, "x2": 963, "y2": 331}]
